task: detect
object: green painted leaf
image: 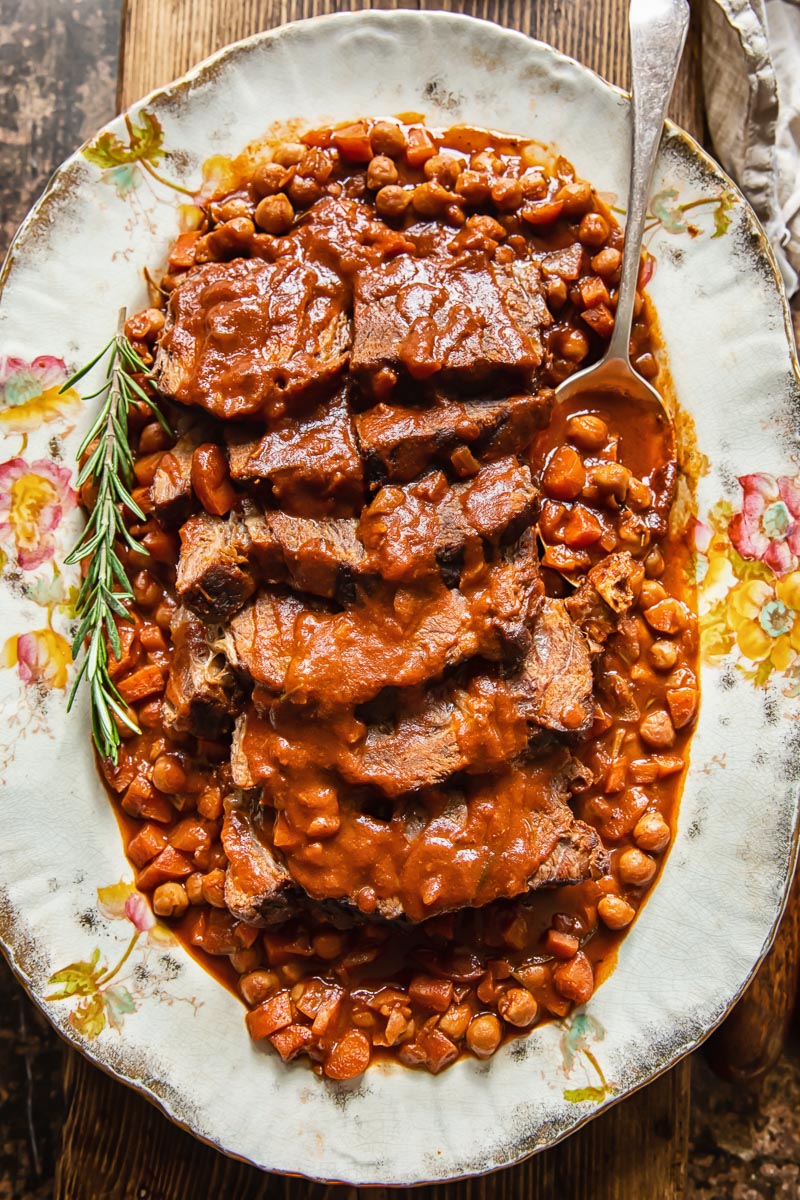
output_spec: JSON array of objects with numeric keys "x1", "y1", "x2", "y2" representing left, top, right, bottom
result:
[
  {"x1": 727, "y1": 547, "x2": 774, "y2": 583},
  {"x1": 84, "y1": 111, "x2": 164, "y2": 170},
  {"x1": 650, "y1": 188, "x2": 688, "y2": 234},
  {"x1": 103, "y1": 984, "x2": 136, "y2": 1031},
  {"x1": 46, "y1": 948, "x2": 102, "y2": 998},
  {"x1": 564, "y1": 1086, "x2": 606, "y2": 1104}
]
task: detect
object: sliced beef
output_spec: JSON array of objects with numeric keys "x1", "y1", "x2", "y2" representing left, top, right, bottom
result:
[
  {"x1": 155, "y1": 256, "x2": 351, "y2": 422},
  {"x1": 176, "y1": 457, "x2": 538, "y2": 621},
  {"x1": 351, "y1": 255, "x2": 552, "y2": 395},
  {"x1": 222, "y1": 796, "x2": 299, "y2": 928},
  {"x1": 162, "y1": 607, "x2": 238, "y2": 738},
  {"x1": 227, "y1": 762, "x2": 608, "y2": 924},
  {"x1": 229, "y1": 532, "x2": 542, "y2": 709},
  {"x1": 359, "y1": 456, "x2": 538, "y2": 585},
  {"x1": 355, "y1": 389, "x2": 553, "y2": 484},
  {"x1": 233, "y1": 595, "x2": 591, "y2": 797},
  {"x1": 150, "y1": 436, "x2": 196, "y2": 530},
  {"x1": 226, "y1": 385, "x2": 363, "y2": 515}
]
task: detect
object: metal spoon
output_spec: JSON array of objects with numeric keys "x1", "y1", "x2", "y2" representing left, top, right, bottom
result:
[{"x1": 554, "y1": 0, "x2": 690, "y2": 420}]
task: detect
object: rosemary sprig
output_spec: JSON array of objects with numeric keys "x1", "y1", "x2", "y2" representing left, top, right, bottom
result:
[{"x1": 63, "y1": 308, "x2": 170, "y2": 762}]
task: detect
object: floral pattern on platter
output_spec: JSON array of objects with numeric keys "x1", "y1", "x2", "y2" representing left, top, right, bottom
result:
[
  {"x1": 559, "y1": 1012, "x2": 614, "y2": 1104},
  {"x1": 0, "y1": 355, "x2": 80, "y2": 435},
  {"x1": 45, "y1": 881, "x2": 200, "y2": 1038},
  {"x1": 697, "y1": 471, "x2": 800, "y2": 693},
  {"x1": 83, "y1": 111, "x2": 194, "y2": 200}
]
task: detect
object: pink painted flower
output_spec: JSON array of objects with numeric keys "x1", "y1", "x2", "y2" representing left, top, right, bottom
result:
[
  {"x1": 124, "y1": 892, "x2": 156, "y2": 933},
  {"x1": 0, "y1": 457, "x2": 76, "y2": 570},
  {"x1": 729, "y1": 473, "x2": 800, "y2": 577},
  {"x1": 0, "y1": 355, "x2": 81, "y2": 432},
  {"x1": 2, "y1": 628, "x2": 72, "y2": 689}
]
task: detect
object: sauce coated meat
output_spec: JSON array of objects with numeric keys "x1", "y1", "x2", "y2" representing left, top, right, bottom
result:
[{"x1": 95, "y1": 118, "x2": 697, "y2": 1079}]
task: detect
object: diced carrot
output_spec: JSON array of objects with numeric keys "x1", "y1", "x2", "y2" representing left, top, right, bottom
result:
[
  {"x1": 263, "y1": 928, "x2": 313, "y2": 965},
  {"x1": 127, "y1": 823, "x2": 169, "y2": 868},
  {"x1": 188, "y1": 908, "x2": 240, "y2": 956},
  {"x1": 121, "y1": 777, "x2": 174, "y2": 824},
  {"x1": 324, "y1": 1029, "x2": 371, "y2": 1080},
  {"x1": 408, "y1": 975, "x2": 454, "y2": 1013},
  {"x1": 553, "y1": 951, "x2": 594, "y2": 1004},
  {"x1": 107, "y1": 621, "x2": 140, "y2": 681},
  {"x1": 168, "y1": 231, "x2": 200, "y2": 272},
  {"x1": 521, "y1": 198, "x2": 565, "y2": 226},
  {"x1": 332, "y1": 122, "x2": 373, "y2": 163},
  {"x1": 270, "y1": 1023, "x2": 316, "y2": 1061},
  {"x1": 415, "y1": 1025, "x2": 459, "y2": 1074},
  {"x1": 666, "y1": 687, "x2": 698, "y2": 729},
  {"x1": 581, "y1": 302, "x2": 615, "y2": 337},
  {"x1": 245, "y1": 990, "x2": 294, "y2": 1040},
  {"x1": 543, "y1": 929, "x2": 580, "y2": 960},
  {"x1": 169, "y1": 817, "x2": 217, "y2": 854},
  {"x1": 117, "y1": 664, "x2": 165, "y2": 703},
  {"x1": 579, "y1": 275, "x2": 611, "y2": 308},
  {"x1": 562, "y1": 505, "x2": 604, "y2": 549},
  {"x1": 405, "y1": 126, "x2": 436, "y2": 168},
  {"x1": 136, "y1": 846, "x2": 193, "y2": 890}
]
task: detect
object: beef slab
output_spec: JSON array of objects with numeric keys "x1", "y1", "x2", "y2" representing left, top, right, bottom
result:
[
  {"x1": 155, "y1": 256, "x2": 351, "y2": 421},
  {"x1": 162, "y1": 607, "x2": 239, "y2": 738},
  {"x1": 351, "y1": 255, "x2": 552, "y2": 395}
]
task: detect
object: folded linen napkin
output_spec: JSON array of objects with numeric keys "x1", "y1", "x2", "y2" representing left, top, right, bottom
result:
[{"x1": 701, "y1": 0, "x2": 800, "y2": 296}]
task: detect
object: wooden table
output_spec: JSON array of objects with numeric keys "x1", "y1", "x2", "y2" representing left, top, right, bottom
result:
[{"x1": 1, "y1": 1, "x2": 798, "y2": 1197}]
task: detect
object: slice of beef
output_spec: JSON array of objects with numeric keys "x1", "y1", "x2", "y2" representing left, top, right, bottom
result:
[
  {"x1": 359, "y1": 456, "x2": 538, "y2": 586},
  {"x1": 150, "y1": 435, "x2": 196, "y2": 530},
  {"x1": 176, "y1": 457, "x2": 538, "y2": 621},
  {"x1": 176, "y1": 508, "x2": 366, "y2": 617},
  {"x1": 222, "y1": 796, "x2": 299, "y2": 928},
  {"x1": 162, "y1": 607, "x2": 238, "y2": 738},
  {"x1": 227, "y1": 762, "x2": 608, "y2": 924},
  {"x1": 155, "y1": 256, "x2": 351, "y2": 421},
  {"x1": 234, "y1": 594, "x2": 591, "y2": 797},
  {"x1": 226, "y1": 385, "x2": 363, "y2": 515},
  {"x1": 351, "y1": 255, "x2": 552, "y2": 395},
  {"x1": 355, "y1": 389, "x2": 553, "y2": 484},
  {"x1": 229, "y1": 532, "x2": 542, "y2": 709}
]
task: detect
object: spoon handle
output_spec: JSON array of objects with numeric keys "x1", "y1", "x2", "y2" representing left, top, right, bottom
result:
[{"x1": 607, "y1": 0, "x2": 690, "y2": 364}]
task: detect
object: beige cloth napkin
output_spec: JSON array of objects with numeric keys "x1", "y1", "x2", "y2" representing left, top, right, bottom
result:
[{"x1": 702, "y1": 0, "x2": 800, "y2": 296}]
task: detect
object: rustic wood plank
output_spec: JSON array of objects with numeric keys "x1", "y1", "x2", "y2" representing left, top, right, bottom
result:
[
  {"x1": 54, "y1": 2, "x2": 702, "y2": 1198},
  {"x1": 118, "y1": 0, "x2": 703, "y2": 139},
  {"x1": 56, "y1": 1047, "x2": 690, "y2": 1200}
]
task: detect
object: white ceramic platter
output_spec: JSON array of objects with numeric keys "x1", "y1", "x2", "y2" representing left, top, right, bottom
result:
[{"x1": 1, "y1": 10, "x2": 799, "y2": 1186}]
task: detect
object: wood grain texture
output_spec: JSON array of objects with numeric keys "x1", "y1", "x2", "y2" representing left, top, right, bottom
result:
[
  {"x1": 705, "y1": 863, "x2": 800, "y2": 1084},
  {"x1": 117, "y1": 0, "x2": 704, "y2": 139},
  {"x1": 57, "y1": 2, "x2": 703, "y2": 1197}
]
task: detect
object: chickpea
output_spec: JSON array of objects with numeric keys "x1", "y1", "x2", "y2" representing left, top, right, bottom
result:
[
  {"x1": 556, "y1": 179, "x2": 593, "y2": 216},
  {"x1": 597, "y1": 895, "x2": 636, "y2": 930},
  {"x1": 438, "y1": 1002, "x2": 472, "y2": 1040},
  {"x1": 498, "y1": 988, "x2": 539, "y2": 1028},
  {"x1": 252, "y1": 161, "x2": 290, "y2": 197},
  {"x1": 546, "y1": 276, "x2": 567, "y2": 309},
  {"x1": 466, "y1": 1013, "x2": 502, "y2": 1059},
  {"x1": 639, "y1": 708, "x2": 676, "y2": 749},
  {"x1": 185, "y1": 872, "x2": 204, "y2": 905},
  {"x1": 618, "y1": 846, "x2": 657, "y2": 887},
  {"x1": 566, "y1": 413, "x2": 608, "y2": 452},
  {"x1": 634, "y1": 811, "x2": 671, "y2": 854},
  {"x1": 424, "y1": 154, "x2": 462, "y2": 189},
  {"x1": 272, "y1": 141, "x2": 306, "y2": 166},
  {"x1": 132, "y1": 569, "x2": 162, "y2": 609},
  {"x1": 239, "y1": 969, "x2": 280, "y2": 1006},
  {"x1": 411, "y1": 180, "x2": 455, "y2": 218},
  {"x1": 287, "y1": 174, "x2": 323, "y2": 209},
  {"x1": 313, "y1": 930, "x2": 346, "y2": 959},
  {"x1": 201, "y1": 868, "x2": 227, "y2": 908},
  {"x1": 591, "y1": 246, "x2": 622, "y2": 278},
  {"x1": 650, "y1": 640, "x2": 679, "y2": 671},
  {"x1": 230, "y1": 946, "x2": 262, "y2": 974},
  {"x1": 367, "y1": 155, "x2": 399, "y2": 190},
  {"x1": 467, "y1": 213, "x2": 507, "y2": 242},
  {"x1": 206, "y1": 217, "x2": 256, "y2": 259},
  {"x1": 578, "y1": 211, "x2": 610, "y2": 246},
  {"x1": 643, "y1": 598, "x2": 689, "y2": 635},
  {"x1": 634, "y1": 351, "x2": 659, "y2": 380},
  {"x1": 559, "y1": 328, "x2": 590, "y2": 363},
  {"x1": 370, "y1": 120, "x2": 406, "y2": 158},
  {"x1": 627, "y1": 477, "x2": 654, "y2": 510},
  {"x1": 455, "y1": 170, "x2": 491, "y2": 205},
  {"x1": 152, "y1": 881, "x2": 189, "y2": 919},
  {"x1": 640, "y1": 580, "x2": 668, "y2": 608},
  {"x1": 644, "y1": 546, "x2": 665, "y2": 578},
  {"x1": 152, "y1": 753, "x2": 187, "y2": 795},
  {"x1": 254, "y1": 193, "x2": 294, "y2": 234},
  {"x1": 126, "y1": 308, "x2": 166, "y2": 345},
  {"x1": 375, "y1": 185, "x2": 411, "y2": 220},
  {"x1": 471, "y1": 150, "x2": 503, "y2": 175},
  {"x1": 491, "y1": 176, "x2": 523, "y2": 212},
  {"x1": 592, "y1": 461, "x2": 631, "y2": 502}
]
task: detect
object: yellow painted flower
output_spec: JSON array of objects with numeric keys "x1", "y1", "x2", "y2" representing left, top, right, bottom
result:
[
  {"x1": 726, "y1": 571, "x2": 800, "y2": 670},
  {"x1": 0, "y1": 456, "x2": 76, "y2": 570},
  {"x1": 0, "y1": 355, "x2": 80, "y2": 432},
  {"x1": 1, "y1": 628, "x2": 72, "y2": 689}
]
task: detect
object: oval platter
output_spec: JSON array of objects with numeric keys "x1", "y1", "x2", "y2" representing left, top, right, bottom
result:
[{"x1": 1, "y1": 10, "x2": 799, "y2": 1186}]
